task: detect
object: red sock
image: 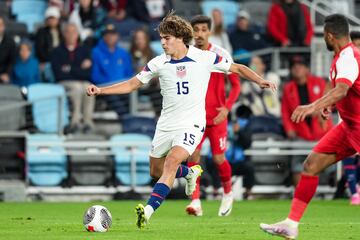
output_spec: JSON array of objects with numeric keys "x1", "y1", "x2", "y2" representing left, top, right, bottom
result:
[
  {"x1": 288, "y1": 174, "x2": 319, "y2": 222},
  {"x1": 188, "y1": 161, "x2": 201, "y2": 200},
  {"x1": 216, "y1": 160, "x2": 232, "y2": 194}
]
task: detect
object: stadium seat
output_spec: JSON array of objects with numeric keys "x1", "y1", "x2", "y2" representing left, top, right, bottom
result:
[
  {"x1": 0, "y1": 135, "x2": 25, "y2": 180},
  {"x1": 248, "y1": 116, "x2": 284, "y2": 136},
  {"x1": 11, "y1": 0, "x2": 47, "y2": 16},
  {"x1": 110, "y1": 134, "x2": 152, "y2": 186},
  {"x1": 201, "y1": 0, "x2": 240, "y2": 28},
  {"x1": 27, "y1": 83, "x2": 70, "y2": 134},
  {"x1": 0, "y1": 84, "x2": 26, "y2": 131},
  {"x1": 121, "y1": 115, "x2": 156, "y2": 138},
  {"x1": 250, "y1": 133, "x2": 291, "y2": 185},
  {"x1": 5, "y1": 19, "x2": 28, "y2": 39},
  {"x1": 150, "y1": 41, "x2": 163, "y2": 56},
  {"x1": 66, "y1": 134, "x2": 113, "y2": 186},
  {"x1": 16, "y1": 13, "x2": 44, "y2": 33},
  {"x1": 27, "y1": 134, "x2": 68, "y2": 186}
]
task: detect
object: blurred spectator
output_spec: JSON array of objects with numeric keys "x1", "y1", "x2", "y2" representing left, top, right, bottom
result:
[
  {"x1": 239, "y1": 56, "x2": 281, "y2": 117},
  {"x1": 49, "y1": 0, "x2": 76, "y2": 18},
  {"x1": 92, "y1": 23, "x2": 134, "y2": 119},
  {"x1": 209, "y1": 8, "x2": 232, "y2": 55},
  {"x1": 11, "y1": 41, "x2": 40, "y2": 88},
  {"x1": 129, "y1": 28, "x2": 162, "y2": 117},
  {"x1": 282, "y1": 56, "x2": 333, "y2": 185},
  {"x1": 51, "y1": 23, "x2": 94, "y2": 133},
  {"x1": 99, "y1": 0, "x2": 128, "y2": 21},
  {"x1": 127, "y1": 0, "x2": 173, "y2": 39},
  {"x1": 267, "y1": 0, "x2": 313, "y2": 47},
  {"x1": 128, "y1": 0, "x2": 172, "y2": 23},
  {"x1": 228, "y1": 105, "x2": 255, "y2": 199},
  {"x1": 69, "y1": 0, "x2": 106, "y2": 44},
  {"x1": 229, "y1": 10, "x2": 268, "y2": 63},
  {"x1": 350, "y1": 31, "x2": 360, "y2": 48},
  {"x1": 92, "y1": 24, "x2": 133, "y2": 85},
  {"x1": 0, "y1": 16, "x2": 16, "y2": 84},
  {"x1": 282, "y1": 56, "x2": 333, "y2": 141},
  {"x1": 130, "y1": 28, "x2": 154, "y2": 72},
  {"x1": 35, "y1": 7, "x2": 63, "y2": 71}
]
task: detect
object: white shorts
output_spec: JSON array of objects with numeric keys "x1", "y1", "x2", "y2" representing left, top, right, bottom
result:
[{"x1": 150, "y1": 125, "x2": 204, "y2": 158}]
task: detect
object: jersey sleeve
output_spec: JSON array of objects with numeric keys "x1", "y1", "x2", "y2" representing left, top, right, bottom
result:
[
  {"x1": 335, "y1": 50, "x2": 359, "y2": 87},
  {"x1": 207, "y1": 51, "x2": 232, "y2": 73},
  {"x1": 136, "y1": 56, "x2": 160, "y2": 84}
]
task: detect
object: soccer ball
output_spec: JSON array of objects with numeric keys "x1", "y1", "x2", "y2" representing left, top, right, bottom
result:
[{"x1": 83, "y1": 205, "x2": 112, "y2": 232}]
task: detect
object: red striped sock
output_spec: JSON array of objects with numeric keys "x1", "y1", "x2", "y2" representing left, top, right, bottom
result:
[
  {"x1": 188, "y1": 161, "x2": 201, "y2": 200},
  {"x1": 288, "y1": 174, "x2": 319, "y2": 221},
  {"x1": 216, "y1": 160, "x2": 232, "y2": 194}
]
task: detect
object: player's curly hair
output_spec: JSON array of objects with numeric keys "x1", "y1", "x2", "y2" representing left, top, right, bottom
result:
[{"x1": 157, "y1": 11, "x2": 193, "y2": 45}]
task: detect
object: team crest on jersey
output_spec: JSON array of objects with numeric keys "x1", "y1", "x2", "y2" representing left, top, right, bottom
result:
[{"x1": 176, "y1": 65, "x2": 186, "y2": 78}]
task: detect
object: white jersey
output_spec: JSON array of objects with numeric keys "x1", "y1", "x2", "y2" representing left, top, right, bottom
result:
[
  {"x1": 207, "y1": 43, "x2": 234, "y2": 70},
  {"x1": 136, "y1": 45, "x2": 232, "y2": 131}
]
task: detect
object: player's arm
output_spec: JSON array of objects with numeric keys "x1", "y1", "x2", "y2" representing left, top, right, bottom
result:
[
  {"x1": 229, "y1": 63, "x2": 277, "y2": 91},
  {"x1": 87, "y1": 76, "x2": 143, "y2": 96},
  {"x1": 291, "y1": 82, "x2": 350, "y2": 123}
]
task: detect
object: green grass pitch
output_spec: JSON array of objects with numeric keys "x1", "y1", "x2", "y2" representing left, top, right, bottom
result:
[{"x1": 1, "y1": 200, "x2": 359, "y2": 239}]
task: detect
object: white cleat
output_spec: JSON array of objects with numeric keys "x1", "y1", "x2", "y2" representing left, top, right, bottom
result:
[
  {"x1": 218, "y1": 191, "x2": 233, "y2": 216},
  {"x1": 185, "y1": 165, "x2": 203, "y2": 196},
  {"x1": 260, "y1": 221, "x2": 299, "y2": 239},
  {"x1": 185, "y1": 200, "x2": 203, "y2": 217}
]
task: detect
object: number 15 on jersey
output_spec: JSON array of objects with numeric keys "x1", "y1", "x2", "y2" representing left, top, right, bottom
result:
[{"x1": 176, "y1": 81, "x2": 189, "y2": 95}]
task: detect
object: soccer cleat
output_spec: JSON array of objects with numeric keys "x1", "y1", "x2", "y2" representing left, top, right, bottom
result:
[
  {"x1": 350, "y1": 193, "x2": 360, "y2": 205},
  {"x1": 185, "y1": 165, "x2": 203, "y2": 196},
  {"x1": 135, "y1": 204, "x2": 147, "y2": 229},
  {"x1": 260, "y1": 222, "x2": 298, "y2": 240},
  {"x1": 185, "y1": 201, "x2": 203, "y2": 217},
  {"x1": 218, "y1": 191, "x2": 233, "y2": 216}
]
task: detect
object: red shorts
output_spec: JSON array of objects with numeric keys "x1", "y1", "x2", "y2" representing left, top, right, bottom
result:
[
  {"x1": 313, "y1": 122, "x2": 360, "y2": 161},
  {"x1": 196, "y1": 121, "x2": 227, "y2": 155}
]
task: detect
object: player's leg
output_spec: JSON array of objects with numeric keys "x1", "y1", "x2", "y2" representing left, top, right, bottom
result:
[
  {"x1": 260, "y1": 123, "x2": 356, "y2": 239},
  {"x1": 136, "y1": 127, "x2": 203, "y2": 228},
  {"x1": 260, "y1": 152, "x2": 337, "y2": 239},
  {"x1": 208, "y1": 122, "x2": 233, "y2": 216},
  {"x1": 149, "y1": 156, "x2": 165, "y2": 179},
  {"x1": 186, "y1": 132, "x2": 206, "y2": 216},
  {"x1": 343, "y1": 155, "x2": 360, "y2": 205}
]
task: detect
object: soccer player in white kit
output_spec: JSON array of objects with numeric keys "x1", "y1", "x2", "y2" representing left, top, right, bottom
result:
[{"x1": 87, "y1": 13, "x2": 276, "y2": 229}]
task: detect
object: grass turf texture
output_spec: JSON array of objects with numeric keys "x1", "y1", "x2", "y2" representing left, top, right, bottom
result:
[{"x1": 1, "y1": 200, "x2": 359, "y2": 240}]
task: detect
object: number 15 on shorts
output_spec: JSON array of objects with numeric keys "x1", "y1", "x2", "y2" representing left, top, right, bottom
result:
[{"x1": 183, "y1": 133, "x2": 195, "y2": 146}]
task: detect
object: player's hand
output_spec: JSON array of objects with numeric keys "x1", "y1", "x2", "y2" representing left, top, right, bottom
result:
[
  {"x1": 291, "y1": 104, "x2": 316, "y2": 123},
  {"x1": 87, "y1": 84, "x2": 101, "y2": 96},
  {"x1": 258, "y1": 80, "x2": 277, "y2": 92},
  {"x1": 213, "y1": 107, "x2": 229, "y2": 125},
  {"x1": 320, "y1": 106, "x2": 332, "y2": 120}
]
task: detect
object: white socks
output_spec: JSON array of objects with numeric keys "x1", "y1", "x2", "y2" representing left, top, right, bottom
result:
[
  {"x1": 191, "y1": 199, "x2": 201, "y2": 208},
  {"x1": 144, "y1": 205, "x2": 154, "y2": 220},
  {"x1": 285, "y1": 218, "x2": 299, "y2": 228}
]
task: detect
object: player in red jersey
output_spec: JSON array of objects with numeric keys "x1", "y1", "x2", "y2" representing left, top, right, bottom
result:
[
  {"x1": 260, "y1": 14, "x2": 360, "y2": 239},
  {"x1": 185, "y1": 15, "x2": 241, "y2": 217}
]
